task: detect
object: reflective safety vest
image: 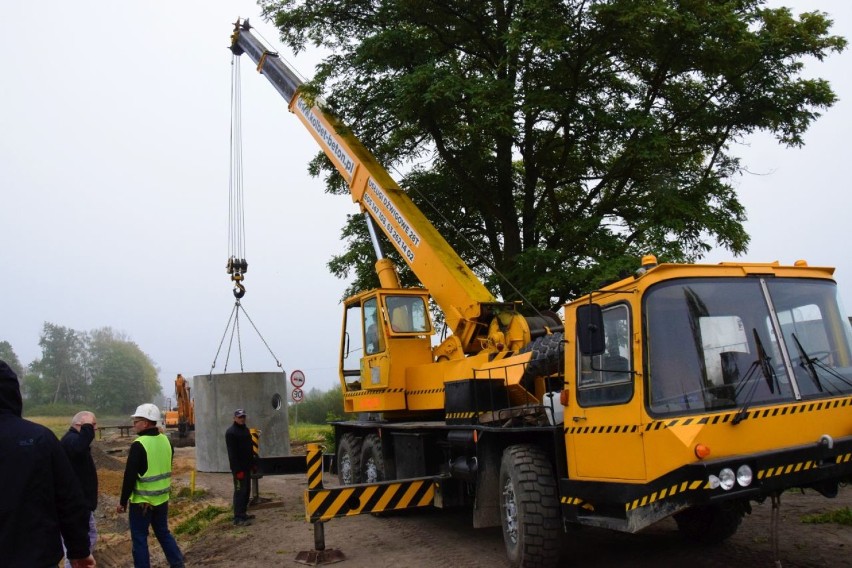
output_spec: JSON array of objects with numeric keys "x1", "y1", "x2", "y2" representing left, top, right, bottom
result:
[{"x1": 129, "y1": 433, "x2": 172, "y2": 506}]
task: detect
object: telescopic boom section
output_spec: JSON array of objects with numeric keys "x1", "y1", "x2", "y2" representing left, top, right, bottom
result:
[{"x1": 229, "y1": 20, "x2": 498, "y2": 352}]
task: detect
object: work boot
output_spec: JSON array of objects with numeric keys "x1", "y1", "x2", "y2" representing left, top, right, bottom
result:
[{"x1": 234, "y1": 517, "x2": 252, "y2": 526}]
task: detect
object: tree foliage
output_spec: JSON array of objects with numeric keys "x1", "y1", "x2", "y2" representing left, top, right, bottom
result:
[
  {"x1": 22, "y1": 323, "x2": 161, "y2": 412},
  {"x1": 260, "y1": 0, "x2": 845, "y2": 309},
  {"x1": 0, "y1": 341, "x2": 24, "y2": 379},
  {"x1": 290, "y1": 385, "x2": 344, "y2": 424}
]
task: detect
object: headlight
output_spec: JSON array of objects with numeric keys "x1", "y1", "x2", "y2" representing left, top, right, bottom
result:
[
  {"x1": 737, "y1": 465, "x2": 753, "y2": 487},
  {"x1": 719, "y1": 468, "x2": 736, "y2": 490},
  {"x1": 707, "y1": 475, "x2": 721, "y2": 489}
]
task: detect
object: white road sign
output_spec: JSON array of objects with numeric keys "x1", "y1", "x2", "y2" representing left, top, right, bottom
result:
[{"x1": 290, "y1": 369, "x2": 306, "y2": 388}]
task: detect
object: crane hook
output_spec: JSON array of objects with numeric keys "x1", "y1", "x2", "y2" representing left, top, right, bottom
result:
[{"x1": 227, "y1": 257, "x2": 248, "y2": 298}]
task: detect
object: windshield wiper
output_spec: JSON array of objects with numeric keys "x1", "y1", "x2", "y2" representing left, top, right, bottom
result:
[
  {"x1": 732, "y1": 329, "x2": 777, "y2": 425},
  {"x1": 791, "y1": 333, "x2": 823, "y2": 393}
]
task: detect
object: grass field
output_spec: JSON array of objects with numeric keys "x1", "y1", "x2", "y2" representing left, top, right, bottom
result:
[
  {"x1": 27, "y1": 415, "x2": 133, "y2": 438},
  {"x1": 288, "y1": 422, "x2": 333, "y2": 444},
  {"x1": 28, "y1": 415, "x2": 333, "y2": 444}
]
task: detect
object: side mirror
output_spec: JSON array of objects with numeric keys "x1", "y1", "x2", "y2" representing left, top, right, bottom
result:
[{"x1": 576, "y1": 304, "x2": 606, "y2": 355}]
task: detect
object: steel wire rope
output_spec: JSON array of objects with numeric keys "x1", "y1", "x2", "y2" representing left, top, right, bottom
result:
[
  {"x1": 229, "y1": 54, "x2": 246, "y2": 268},
  {"x1": 209, "y1": 300, "x2": 284, "y2": 374},
  {"x1": 209, "y1": 302, "x2": 238, "y2": 374},
  {"x1": 207, "y1": 55, "x2": 286, "y2": 377}
]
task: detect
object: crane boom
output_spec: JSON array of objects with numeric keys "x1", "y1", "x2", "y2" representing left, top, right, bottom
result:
[{"x1": 230, "y1": 20, "x2": 501, "y2": 353}]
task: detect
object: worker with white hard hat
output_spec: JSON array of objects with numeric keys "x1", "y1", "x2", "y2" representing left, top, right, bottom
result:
[{"x1": 116, "y1": 403, "x2": 184, "y2": 567}]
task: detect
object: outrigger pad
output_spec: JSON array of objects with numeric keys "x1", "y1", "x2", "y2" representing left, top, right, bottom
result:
[{"x1": 294, "y1": 549, "x2": 345, "y2": 565}]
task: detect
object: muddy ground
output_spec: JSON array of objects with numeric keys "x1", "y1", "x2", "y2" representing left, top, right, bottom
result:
[{"x1": 88, "y1": 435, "x2": 851, "y2": 568}]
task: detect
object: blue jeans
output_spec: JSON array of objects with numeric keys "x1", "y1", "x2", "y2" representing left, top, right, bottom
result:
[{"x1": 128, "y1": 501, "x2": 184, "y2": 568}]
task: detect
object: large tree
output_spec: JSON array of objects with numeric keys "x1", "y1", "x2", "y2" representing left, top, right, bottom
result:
[
  {"x1": 24, "y1": 324, "x2": 161, "y2": 410},
  {"x1": 0, "y1": 341, "x2": 24, "y2": 379},
  {"x1": 88, "y1": 327, "x2": 161, "y2": 414},
  {"x1": 260, "y1": 0, "x2": 845, "y2": 309},
  {"x1": 30, "y1": 323, "x2": 89, "y2": 405}
]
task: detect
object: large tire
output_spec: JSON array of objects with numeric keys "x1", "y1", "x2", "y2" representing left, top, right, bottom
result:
[
  {"x1": 499, "y1": 445, "x2": 561, "y2": 568},
  {"x1": 360, "y1": 434, "x2": 385, "y2": 484},
  {"x1": 674, "y1": 502, "x2": 745, "y2": 544},
  {"x1": 519, "y1": 332, "x2": 564, "y2": 392},
  {"x1": 337, "y1": 433, "x2": 363, "y2": 486}
]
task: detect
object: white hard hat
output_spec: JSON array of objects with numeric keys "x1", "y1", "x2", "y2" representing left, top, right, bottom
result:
[{"x1": 131, "y1": 403, "x2": 161, "y2": 423}]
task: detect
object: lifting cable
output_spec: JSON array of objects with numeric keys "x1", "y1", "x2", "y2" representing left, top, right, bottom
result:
[
  {"x1": 208, "y1": 299, "x2": 283, "y2": 374},
  {"x1": 227, "y1": 51, "x2": 248, "y2": 299},
  {"x1": 208, "y1": 51, "x2": 283, "y2": 376}
]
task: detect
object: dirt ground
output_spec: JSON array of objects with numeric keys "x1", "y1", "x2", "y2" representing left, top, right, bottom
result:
[{"x1": 89, "y1": 435, "x2": 852, "y2": 568}]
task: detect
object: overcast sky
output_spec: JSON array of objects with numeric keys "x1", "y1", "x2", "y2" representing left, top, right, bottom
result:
[{"x1": 2, "y1": 1, "x2": 851, "y2": 398}]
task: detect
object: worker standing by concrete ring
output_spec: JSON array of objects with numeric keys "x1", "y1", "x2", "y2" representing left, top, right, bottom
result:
[{"x1": 226, "y1": 408, "x2": 255, "y2": 526}]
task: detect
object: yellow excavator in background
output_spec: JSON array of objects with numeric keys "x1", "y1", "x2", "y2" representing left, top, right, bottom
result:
[{"x1": 164, "y1": 374, "x2": 194, "y2": 447}]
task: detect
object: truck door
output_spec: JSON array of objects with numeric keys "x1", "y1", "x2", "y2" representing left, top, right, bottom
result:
[
  {"x1": 341, "y1": 295, "x2": 390, "y2": 391},
  {"x1": 566, "y1": 302, "x2": 646, "y2": 480}
]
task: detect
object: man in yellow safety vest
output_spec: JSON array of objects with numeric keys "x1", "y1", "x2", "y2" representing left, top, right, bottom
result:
[{"x1": 116, "y1": 403, "x2": 184, "y2": 568}]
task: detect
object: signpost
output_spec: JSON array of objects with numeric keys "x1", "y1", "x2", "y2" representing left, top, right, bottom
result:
[{"x1": 289, "y1": 370, "x2": 306, "y2": 432}]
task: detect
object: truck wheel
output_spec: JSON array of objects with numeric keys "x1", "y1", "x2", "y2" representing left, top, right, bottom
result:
[
  {"x1": 674, "y1": 502, "x2": 744, "y2": 544},
  {"x1": 519, "y1": 333, "x2": 564, "y2": 391},
  {"x1": 361, "y1": 434, "x2": 385, "y2": 484},
  {"x1": 337, "y1": 433, "x2": 363, "y2": 485},
  {"x1": 499, "y1": 445, "x2": 561, "y2": 568}
]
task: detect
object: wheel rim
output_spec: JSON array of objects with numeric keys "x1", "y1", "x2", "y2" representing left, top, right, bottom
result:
[{"x1": 502, "y1": 477, "x2": 519, "y2": 544}]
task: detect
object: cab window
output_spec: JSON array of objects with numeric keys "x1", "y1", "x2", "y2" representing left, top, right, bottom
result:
[
  {"x1": 385, "y1": 295, "x2": 430, "y2": 333},
  {"x1": 364, "y1": 298, "x2": 384, "y2": 354},
  {"x1": 577, "y1": 304, "x2": 632, "y2": 406}
]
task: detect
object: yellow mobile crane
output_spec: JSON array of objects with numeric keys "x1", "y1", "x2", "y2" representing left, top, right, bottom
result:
[{"x1": 230, "y1": 20, "x2": 852, "y2": 568}]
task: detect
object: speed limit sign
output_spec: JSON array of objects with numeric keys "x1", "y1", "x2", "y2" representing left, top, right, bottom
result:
[
  {"x1": 290, "y1": 369, "x2": 306, "y2": 388},
  {"x1": 291, "y1": 387, "x2": 304, "y2": 403}
]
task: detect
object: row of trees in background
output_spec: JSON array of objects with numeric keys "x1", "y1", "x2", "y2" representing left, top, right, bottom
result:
[
  {"x1": 290, "y1": 385, "x2": 344, "y2": 424},
  {"x1": 0, "y1": 323, "x2": 161, "y2": 415}
]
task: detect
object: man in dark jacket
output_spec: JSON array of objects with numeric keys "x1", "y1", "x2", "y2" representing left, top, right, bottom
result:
[
  {"x1": 61, "y1": 410, "x2": 99, "y2": 567},
  {"x1": 225, "y1": 408, "x2": 255, "y2": 526},
  {"x1": 0, "y1": 360, "x2": 95, "y2": 568}
]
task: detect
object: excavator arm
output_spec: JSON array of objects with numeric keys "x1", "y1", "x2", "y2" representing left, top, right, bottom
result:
[{"x1": 174, "y1": 374, "x2": 193, "y2": 434}]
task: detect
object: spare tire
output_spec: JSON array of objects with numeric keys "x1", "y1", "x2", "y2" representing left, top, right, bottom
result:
[{"x1": 519, "y1": 332, "x2": 564, "y2": 392}]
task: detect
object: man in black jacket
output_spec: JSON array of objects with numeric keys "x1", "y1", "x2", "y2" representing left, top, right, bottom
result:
[
  {"x1": 61, "y1": 410, "x2": 99, "y2": 567},
  {"x1": 0, "y1": 360, "x2": 95, "y2": 568},
  {"x1": 225, "y1": 408, "x2": 255, "y2": 526}
]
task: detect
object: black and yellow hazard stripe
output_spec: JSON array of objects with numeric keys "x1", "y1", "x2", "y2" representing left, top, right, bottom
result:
[
  {"x1": 302, "y1": 443, "x2": 439, "y2": 521},
  {"x1": 625, "y1": 479, "x2": 706, "y2": 512},
  {"x1": 249, "y1": 428, "x2": 260, "y2": 459},
  {"x1": 304, "y1": 478, "x2": 437, "y2": 522},
  {"x1": 407, "y1": 387, "x2": 444, "y2": 396},
  {"x1": 342, "y1": 387, "x2": 406, "y2": 398},
  {"x1": 564, "y1": 395, "x2": 852, "y2": 436},
  {"x1": 446, "y1": 411, "x2": 478, "y2": 420},
  {"x1": 305, "y1": 444, "x2": 324, "y2": 490}
]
